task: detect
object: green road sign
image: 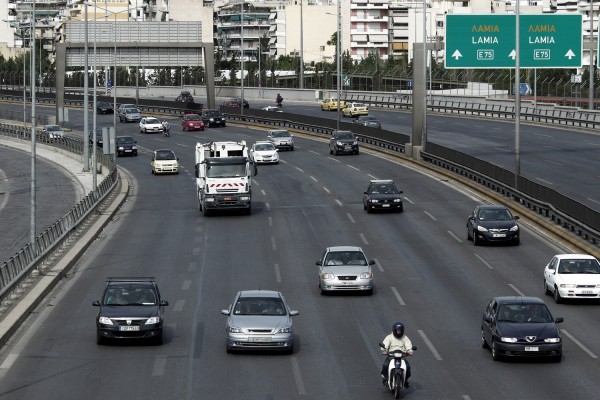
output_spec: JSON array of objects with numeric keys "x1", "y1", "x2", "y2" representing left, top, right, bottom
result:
[{"x1": 445, "y1": 14, "x2": 582, "y2": 69}]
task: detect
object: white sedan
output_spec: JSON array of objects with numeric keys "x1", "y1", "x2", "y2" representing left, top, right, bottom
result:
[
  {"x1": 250, "y1": 141, "x2": 279, "y2": 164},
  {"x1": 151, "y1": 149, "x2": 179, "y2": 174},
  {"x1": 139, "y1": 117, "x2": 164, "y2": 134},
  {"x1": 544, "y1": 254, "x2": 600, "y2": 303}
]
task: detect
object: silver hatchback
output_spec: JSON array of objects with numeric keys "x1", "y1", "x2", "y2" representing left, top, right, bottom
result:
[
  {"x1": 267, "y1": 129, "x2": 294, "y2": 151},
  {"x1": 221, "y1": 290, "x2": 299, "y2": 353},
  {"x1": 317, "y1": 246, "x2": 374, "y2": 295}
]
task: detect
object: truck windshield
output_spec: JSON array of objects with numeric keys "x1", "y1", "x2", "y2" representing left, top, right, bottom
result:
[{"x1": 206, "y1": 163, "x2": 246, "y2": 178}]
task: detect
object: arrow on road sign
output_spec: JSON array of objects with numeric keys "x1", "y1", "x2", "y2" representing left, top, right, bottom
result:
[
  {"x1": 509, "y1": 50, "x2": 516, "y2": 60},
  {"x1": 565, "y1": 49, "x2": 576, "y2": 59},
  {"x1": 452, "y1": 50, "x2": 462, "y2": 60}
]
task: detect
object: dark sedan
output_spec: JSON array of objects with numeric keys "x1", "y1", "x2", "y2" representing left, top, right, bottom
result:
[
  {"x1": 363, "y1": 179, "x2": 403, "y2": 213},
  {"x1": 481, "y1": 296, "x2": 563, "y2": 362},
  {"x1": 353, "y1": 115, "x2": 381, "y2": 129},
  {"x1": 329, "y1": 130, "x2": 359, "y2": 155},
  {"x1": 96, "y1": 101, "x2": 114, "y2": 114},
  {"x1": 115, "y1": 135, "x2": 138, "y2": 157},
  {"x1": 466, "y1": 204, "x2": 520, "y2": 245},
  {"x1": 201, "y1": 109, "x2": 226, "y2": 127}
]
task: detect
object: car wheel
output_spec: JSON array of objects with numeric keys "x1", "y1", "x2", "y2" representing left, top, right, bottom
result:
[
  {"x1": 364, "y1": 288, "x2": 373, "y2": 296},
  {"x1": 473, "y1": 230, "x2": 479, "y2": 246},
  {"x1": 97, "y1": 334, "x2": 106, "y2": 345},
  {"x1": 152, "y1": 168, "x2": 155, "y2": 175},
  {"x1": 466, "y1": 226, "x2": 472, "y2": 241},
  {"x1": 553, "y1": 286, "x2": 563, "y2": 304},
  {"x1": 552, "y1": 355, "x2": 562, "y2": 363},
  {"x1": 355, "y1": 149, "x2": 359, "y2": 155},
  {"x1": 367, "y1": 205, "x2": 372, "y2": 214},
  {"x1": 291, "y1": 146, "x2": 294, "y2": 151},
  {"x1": 398, "y1": 205, "x2": 404, "y2": 213},
  {"x1": 544, "y1": 280, "x2": 551, "y2": 295},
  {"x1": 491, "y1": 340, "x2": 501, "y2": 361},
  {"x1": 334, "y1": 149, "x2": 339, "y2": 156},
  {"x1": 153, "y1": 333, "x2": 163, "y2": 346},
  {"x1": 329, "y1": 146, "x2": 333, "y2": 155},
  {"x1": 203, "y1": 205, "x2": 211, "y2": 216},
  {"x1": 513, "y1": 238, "x2": 520, "y2": 246},
  {"x1": 481, "y1": 330, "x2": 489, "y2": 349}
]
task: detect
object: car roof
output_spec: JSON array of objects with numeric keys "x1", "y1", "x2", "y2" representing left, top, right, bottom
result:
[
  {"x1": 553, "y1": 254, "x2": 598, "y2": 260},
  {"x1": 493, "y1": 296, "x2": 546, "y2": 305},
  {"x1": 254, "y1": 141, "x2": 272, "y2": 145},
  {"x1": 269, "y1": 129, "x2": 289, "y2": 133},
  {"x1": 478, "y1": 205, "x2": 510, "y2": 210},
  {"x1": 327, "y1": 246, "x2": 363, "y2": 252},
  {"x1": 238, "y1": 290, "x2": 281, "y2": 298},
  {"x1": 370, "y1": 179, "x2": 394, "y2": 185},
  {"x1": 106, "y1": 276, "x2": 156, "y2": 285}
]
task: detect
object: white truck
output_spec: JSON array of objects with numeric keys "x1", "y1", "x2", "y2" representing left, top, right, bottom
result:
[{"x1": 194, "y1": 141, "x2": 257, "y2": 216}]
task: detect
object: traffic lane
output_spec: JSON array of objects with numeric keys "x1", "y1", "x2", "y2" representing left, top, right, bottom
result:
[{"x1": 0, "y1": 145, "x2": 78, "y2": 262}]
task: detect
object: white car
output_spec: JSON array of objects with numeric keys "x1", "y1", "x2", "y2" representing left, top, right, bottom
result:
[
  {"x1": 139, "y1": 117, "x2": 164, "y2": 134},
  {"x1": 544, "y1": 254, "x2": 600, "y2": 303},
  {"x1": 261, "y1": 106, "x2": 283, "y2": 112},
  {"x1": 250, "y1": 141, "x2": 279, "y2": 164},
  {"x1": 316, "y1": 246, "x2": 374, "y2": 295},
  {"x1": 151, "y1": 149, "x2": 179, "y2": 174},
  {"x1": 40, "y1": 125, "x2": 65, "y2": 140}
]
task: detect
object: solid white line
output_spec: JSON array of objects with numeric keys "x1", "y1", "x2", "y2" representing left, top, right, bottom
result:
[
  {"x1": 533, "y1": 133, "x2": 553, "y2": 138},
  {"x1": 494, "y1": 147, "x2": 511, "y2": 152},
  {"x1": 588, "y1": 197, "x2": 600, "y2": 205},
  {"x1": 544, "y1": 145, "x2": 560, "y2": 150},
  {"x1": 335, "y1": 199, "x2": 343, "y2": 207},
  {"x1": 295, "y1": 166, "x2": 304, "y2": 172},
  {"x1": 545, "y1": 160, "x2": 562, "y2": 166},
  {"x1": 424, "y1": 211, "x2": 437, "y2": 221},
  {"x1": 310, "y1": 176, "x2": 318, "y2": 182},
  {"x1": 274, "y1": 263, "x2": 282, "y2": 283},
  {"x1": 323, "y1": 187, "x2": 330, "y2": 194},
  {"x1": 291, "y1": 357, "x2": 306, "y2": 395},
  {"x1": 0, "y1": 353, "x2": 18, "y2": 370},
  {"x1": 390, "y1": 287, "x2": 405, "y2": 306},
  {"x1": 182, "y1": 280, "x2": 192, "y2": 290},
  {"x1": 174, "y1": 299, "x2": 185, "y2": 312},
  {"x1": 373, "y1": 257, "x2": 384, "y2": 272},
  {"x1": 474, "y1": 253, "x2": 494, "y2": 270},
  {"x1": 152, "y1": 355, "x2": 167, "y2": 376},
  {"x1": 347, "y1": 164, "x2": 359, "y2": 171},
  {"x1": 403, "y1": 196, "x2": 415, "y2": 205},
  {"x1": 417, "y1": 330, "x2": 443, "y2": 361},
  {"x1": 536, "y1": 177, "x2": 554, "y2": 185},
  {"x1": 346, "y1": 213, "x2": 356, "y2": 224},
  {"x1": 359, "y1": 233, "x2": 369, "y2": 245},
  {"x1": 447, "y1": 230, "x2": 463, "y2": 243},
  {"x1": 508, "y1": 284, "x2": 525, "y2": 296},
  {"x1": 271, "y1": 236, "x2": 277, "y2": 251},
  {"x1": 560, "y1": 329, "x2": 598, "y2": 359}
]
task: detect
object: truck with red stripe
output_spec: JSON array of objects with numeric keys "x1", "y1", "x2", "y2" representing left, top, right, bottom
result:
[{"x1": 194, "y1": 141, "x2": 257, "y2": 216}]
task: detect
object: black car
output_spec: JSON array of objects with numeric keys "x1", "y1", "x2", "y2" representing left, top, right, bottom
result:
[
  {"x1": 467, "y1": 205, "x2": 520, "y2": 245},
  {"x1": 96, "y1": 101, "x2": 114, "y2": 114},
  {"x1": 232, "y1": 97, "x2": 250, "y2": 108},
  {"x1": 353, "y1": 115, "x2": 381, "y2": 129},
  {"x1": 176, "y1": 91, "x2": 195, "y2": 103},
  {"x1": 200, "y1": 109, "x2": 226, "y2": 127},
  {"x1": 363, "y1": 179, "x2": 404, "y2": 213},
  {"x1": 92, "y1": 277, "x2": 169, "y2": 345},
  {"x1": 89, "y1": 129, "x2": 104, "y2": 147},
  {"x1": 329, "y1": 130, "x2": 359, "y2": 155},
  {"x1": 115, "y1": 135, "x2": 138, "y2": 157},
  {"x1": 481, "y1": 296, "x2": 563, "y2": 362}
]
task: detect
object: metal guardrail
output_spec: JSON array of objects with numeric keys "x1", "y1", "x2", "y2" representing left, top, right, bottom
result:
[
  {"x1": 224, "y1": 108, "x2": 600, "y2": 250},
  {"x1": 0, "y1": 124, "x2": 119, "y2": 303}
]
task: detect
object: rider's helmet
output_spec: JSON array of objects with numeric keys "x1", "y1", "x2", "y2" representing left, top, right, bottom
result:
[{"x1": 392, "y1": 322, "x2": 405, "y2": 339}]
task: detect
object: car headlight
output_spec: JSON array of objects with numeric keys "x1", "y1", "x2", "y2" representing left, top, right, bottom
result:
[
  {"x1": 369, "y1": 199, "x2": 379, "y2": 203},
  {"x1": 322, "y1": 273, "x2": 335, "y2": 280},
  {"x1": 277, "y1": 327, "x2": 292, "y2": 334},
  {"x1": 336, "y1": 141, "x2": 344, "y2": 146},
  {"x1": 500, "y1": 337, "x2": 518, "y2": 343},
  {"x1": 394, "y1": 198, "x2": 402, "y2": 203},
  {"x1": 209, "y1": 118, "x2": 215, "y2": 121},
  {"x1": 544, "y1": 338, "x2": 561, "y2": 343},
  {"x1": 360, "y1": 272, "x2": 373, "y2": 279},
  {"x1": 477, "y1": 225, "x2": 489, "y2": 232},
  {"x1": 205, "y1": 197, "x2": 216, "y2": 202},
  {"x1": 118, "y1": 146, "x2": 124, "y2": 150},
  {"x1": 98, "y1": 316, "x2": 113, "y2": 325},
  {"x1": 352, "y1": 141, "x2": 357, "y2": 145},
  {"x1": 509, "y1": 225, "x2": 519, "y2": 231},
  {"x1": 145, "y1": 316, "x2": 160, "y2": 325},
  {"x1": 254, "y1": 154, "x2": 263, "y2": 160},
  {"x1": 239, "y1": 196, "x2": 250, "y2": 201},
  {"x1": 132, "y1": 146, "x2": 137, "y2": 150},
  {"x1": 228, "y1": 326, "x2": 243, "y2": 333},
  {"x1": 560, "y1": 284, "x2": 576, "y2": 288}
]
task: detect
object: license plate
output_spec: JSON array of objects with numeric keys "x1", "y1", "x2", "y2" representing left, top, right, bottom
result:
[
  {"x1": 492, "y1": 234, "x2": 506, "y2": 238},
  {"x1": 251, "y1": 337, "x2": 271, "y2": 342},
  {"x1": 525, "y1": 346, "x2": 539, "y2": 351},
  {"x1": 224, "y1": 197, "x2": 233, "y2": 201},
  {"x1": 382, "y1": 204, "x2": 390, "y2": 207},
  {"x1": 124, "y1": 149, "x2": 132, "y2": 152},
  {"x1": 119, "y1": 325, "x2": 139, "y2": 331},
  {"x1": 582, "y1": 290, "x2": 594, "y2": 294}
]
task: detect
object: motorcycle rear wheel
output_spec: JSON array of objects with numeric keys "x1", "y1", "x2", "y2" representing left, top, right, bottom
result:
[{"x1": 393, "y1": 371, "x2": 402, "y2": 399}]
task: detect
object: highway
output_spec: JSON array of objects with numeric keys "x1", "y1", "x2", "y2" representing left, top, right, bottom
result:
[{"x1": 0, "y1": 104, "x2": 599, "y2": 399}]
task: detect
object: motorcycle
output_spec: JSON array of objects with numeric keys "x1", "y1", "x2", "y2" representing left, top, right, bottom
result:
[{"x1": 380, "y1": 343, "x2": 416, "y2": 399}]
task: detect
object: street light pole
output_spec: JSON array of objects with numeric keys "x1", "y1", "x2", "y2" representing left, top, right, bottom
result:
[
  {"x1": 336, "y1": 0, "x2": 341, "y2": 130},
  {"x1": 83, "y1": 1, "x2": 89, "y2": 172},
  {"x1": 30, "y1": 0, "x2": 37, "y2": 251},
  {"x1": 589, "y1": 0, "x2": 594, "y2": 110},
  {"x1": 241, "y1": 1, "x2": 244, "y2": 117},
  {"x1": 300, "y1": 0, "x2": 304, "y2": 89}
]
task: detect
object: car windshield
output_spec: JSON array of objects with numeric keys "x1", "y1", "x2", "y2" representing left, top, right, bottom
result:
[
  {"x1": 370, "y1": 184, "x2": 399, "y2": 194},
  {"x1": 336, "y1": 132, "x2": 354, "y2": 140},
  {"x1": 117, "y1": 137, "x2": 135, "y2": 145},
  {"x1": 558, "y1": 259, "x2": 600, "y2": 274},
  {"x1": 255, "y1": 143, "x2": 275, "y2": 151},
  {"x1": 45, "y1": 125, "x2": 61, "y2": 131},
  {"x1": 186, "y1": 115, "x2": 201, "y2": 121},
  {"x1": 156, "y1": 150, "x2": 176, "y2": 160},
  {"x1": 324, "y1": 251, "x2": 367, "y2": 266},
  {"x1": 478, "y1": 209, "x2": 513, "y2": 221},
  {"x1": 125, "y1": 108, "x2": 138, "y2": 114},
  {"x1": 233, "y1": 297, "x2": 286, "y2": 316},
  {"x1": 205, "y1": 110, "x2": 221, "y2": 117},
  {"x1": 103, "y1": 285, "x2": 156, "y2": 306},
  {"x1": 271, "y1": 131, "x2": 290, "y2": 138},
  {"x1": 497, "y1": 304, "x2": 552, "y2": 323},
  {"x1": 206, "y1": 163, "x2": 246, "y2": 178},
  {"x1": 145, "y1": 118, "x2": 160, "y2": 124},
  {"x1": 364, "y1": 116, "x2": 377, "y2": 121}
]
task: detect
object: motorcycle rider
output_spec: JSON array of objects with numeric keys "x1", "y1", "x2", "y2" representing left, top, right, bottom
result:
[
  {"x1": 162, "y1": 119, "x2": 171, "y2": 136},
  {"x1": 276, "y1": 93, "x2": 283, "y2": 107},
  {"x1": 381, "y1": 322, "x2": 413, "y2": 388}
]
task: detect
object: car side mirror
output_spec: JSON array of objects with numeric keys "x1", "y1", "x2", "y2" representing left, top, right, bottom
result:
[
  {"x1": 316, "y1": 261, "x2": 322, "y2": 266},
  {"x1": 289, "y1": 310, "x2": 299, "y2": 316},
  {"x1": 555, "y1": 317, "x2": 564, "y2": 323},
  {"x1": 483, "y1": 316, "x2": 492, "y2": 323},
  {"x1": 92, "y1": 300, "x2": 100, "y2": 306},
  {"x1": 368, "y1": 260, "x2": 375, "y2": 265},
  {"x1": 221, "y1": 309, "x2": 230, "y2": 316},
  {"x1": 160, "y1": 300, "x2": 169, "y2": 306},
  {"x1": 514, "y1": 216, "x2": 520, "y2": 220},
  {"x1": 399, "y1": 191, "x2": 404, "y2": 194}
]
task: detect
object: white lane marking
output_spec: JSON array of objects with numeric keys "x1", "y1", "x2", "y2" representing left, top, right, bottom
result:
[
  {"x1": 359, "y1": 233, "x2": 369, "y2": 245},
  {"x1": 310, "y1": 176, "x2": 318, "y2": 182},
  {"x1": 323, "y1": 187, "x2": 331, "y2": 194},
  {"x1": 536, "y1": 177, "x2": 554, "y2": 185},
  {"x1": 560, "y1": 329, "x2": 598, "y2": 359},
  {"x1": 253, "y1": 179, "x2": 260, "y2": 186},
  {"x1": 0, "y1": 169, "x2": 9, "y2": 212},
  {"x1": 463, "y1": 396, "x2": 473, "y2": 400},
  {"x1": 187, "y1": 262, "x2": 197, "y2": 272},
  {"x1": 192, "y1": 247, "x2": 201, "y2": 255},
  {"x1": 309, "y1": 149, "x2": 321, "y2": 155},
  {"x1": 545, "y1": 160, "x2": 562, "y2": 166},
  {"x1": 474, "y1": 253, "x2": 494, "y2": 270},
  {"x1": 328, "y1": 157, "x2": 341, "y2": 162},
  {"x1": 182, "y1": 280, "x2": 191, "y2": 290},
  {"x1": 291, "y1": 357, "x2": 306, "y2": 395},
  {"x1": 508, "y1": 284, "x2": 525, "y2": 296},
  {"x1": 265, "y1": 202, "x2": 271, "y2": 210},
  {"x1": 347, "y1": 164, "x2": 359, "y2": 171},
  {"x1": 268, "y1": 216, "x2": 273, "y2": 227},
  {"x1": 0, "y1": 353, "x2": 18, "y2": 371},
  {"x1": 373, "y1": 257, "x2": 384, "y2": 272},
  {"x1": 490, "y1": 135, "x2": 506, "y2": 140},
  {"x1": 174, "y1": 300, "x2": 185, "y2": 312},
  {"x1": 588, "y1": 197, "x2": 600, "y2": 205},
  {"x1": 271, "y1": 236, "x2": 277, "y2": 251},
  {"x1": 335, "y1": 199, "x2": 343, "y2": 207},
  {"x1": 494, "y1": 147, "x2": 511, "y2": 152},
  {"x1": 403, "y1": 196, "x2": 415, "y2": 205},
  {"x1": 261, "y1": 189, "x2": 267, "y2": 196},
  {"x1": 279, "y1": 159, "x2": 288, "y2": 164},
  {"x1": 295, "y1": 166, "x2": 304, "y2": 172},
  {"x1": 424, "y1": 211, "x2": 437, "y2": 221},
  {"x1": 417, "y1": 330, "x2": 443, "y2": 361},
  {"x1": 587, "y1": 142, "x2": 600, "y2": 147},
  {"x1": 390, "y1": 287, "x2": 405, "y2": 306},
  {"x1": 346, "y1": 213, "x2": 356, "y2": 224},
  {"x1": 274, "y1": 263, "x2": 282, "y2": 283},
  {"x1": 447, "y1": 230, "x2": 463, "y2": 243},
  {"x1": 368, "y1": 174, "x2": 378, "y2": 179},
  {"x1": 543, "y1": 145, "x2": 560, "y2": 150},
  {"x1": 152, "y1": 355, "x2": 167, "y2": 376}
]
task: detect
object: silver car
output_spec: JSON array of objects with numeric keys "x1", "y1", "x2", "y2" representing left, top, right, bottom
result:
[
  {"x1": 119, "y1": 107, "x2": 141, "y2": 123},
  {"x1": 317, "y1": 246, "x2": 374, "y2": 295},
  {"x1": 267, "y1": 129, "x2": 294, "y2": 151},
  {"x1": 221, "y1": 290, "x2": 299, "y2": 353}
]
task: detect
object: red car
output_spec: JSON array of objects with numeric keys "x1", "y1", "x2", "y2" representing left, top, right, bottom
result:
[{"x1": 181, "y1": 113, "x2": 205, "y2": 131}]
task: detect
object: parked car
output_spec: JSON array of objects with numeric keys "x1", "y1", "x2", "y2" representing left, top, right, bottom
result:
[
  {"x1": 363, "y1": 179, "x2": 404, "y2": 213},
  {"x1": 200, "y1": 109, "x2": 226, "y2": 127},
  {"x1": 139, "y1": 117, "x2": 164, "y2": 134},
  {"x1": 329, "y1": 130, "x2": 359, "y2": 155},
  {"x1": 250, "y1": 141, "x2": 279, "y2": 164},
  {"x1": 40, "y1": 124, "x2": 65, "y2": 140},
  {"x1": 267, "y1": 129, "x2": 294, "y2": 151},
  {"x1": 466, "y1": 205, "x2": 520, "y2": 246},
  {"x1": 353, "y1": 115, "x2": 381, "y2": 129},
  {"x1": 316, "y1": 246, "x2": 374, "y2": 295},
  {"x1": 481, "y1": 296, "x2": 563, "y2": 362},
  {"x1": 342, "y1": 102, "x2": 368, "y2": 117},
  {"x1": 96, "y1": 101, "x2": 114, "y2": 114},
  {"x1": 151, "y1": 149, "x2": 179, "y2": 174},
  {"x1": 181, "y1": 113, "x2": 205, "y2": 131},
  {"x1": 92, "y1": 277, "x2": 169, "y2": 345},
  {"x1": 119, "y1": 107, "x2": 141, "y2": 123},
  {"x1": 321, "y1": 97, "x2": 346, "y2": 111},
  {"x1": 543, "y1": 254, "x2": 600, "y2": 303},
  {"x1": 221, "y1": 290, "x2": 299, "y2": 353},
  {"x1": 175, "y1": 91, "x2": 194, "y2": 103},
  {"x1": 115, "y1": 135, "x2": 138, "y2": 156}
]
